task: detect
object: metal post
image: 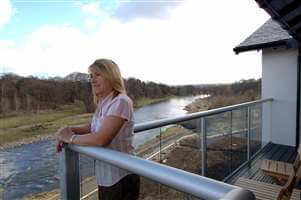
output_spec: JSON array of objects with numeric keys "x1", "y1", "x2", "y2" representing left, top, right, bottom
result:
[
  {"x1": 60, "y1": 146, "x2": 80, "y2": 200},
  {"x1": 296, "y1": 48, "x2": 301, "y2": 149},
  {"x1": 159, "y1": 128, "x2": 162, "y2": 198},
  {"x1": 230, "y1": 111, "x2": 233, "y2": 173},
  {"x1": 201, "y1": 117, "x2": 207, "y2": 177},
  {"x1": 159, "y1": 128, "x2": 162, "y2": 163},
  {"x1": 247, "y1": 107, "x2": 251, "y2": 165}
]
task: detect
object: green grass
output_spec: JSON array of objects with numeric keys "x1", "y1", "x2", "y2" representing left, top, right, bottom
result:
[
  {"x1": 0, "y1": 103, "x2": 86, "y2": 129},
  {"x1": 0, "y1": 102, "x2": 92, "y2": 147},
  {"x1": 0, "y1": 97, "x2": 180, "y2": 147}
]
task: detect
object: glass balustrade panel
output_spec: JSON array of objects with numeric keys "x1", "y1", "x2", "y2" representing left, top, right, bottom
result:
[
  {"x1": 250, "y1": 104, "x2": 263, "y2": 157},
  {"x1": 230, "y1": 108, "x2": 248, "y2": 171},
  {"x1": 205, "y1": 112, "x2": 232, "y2": 180}
]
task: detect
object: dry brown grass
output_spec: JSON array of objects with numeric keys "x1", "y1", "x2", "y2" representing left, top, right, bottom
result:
[
  {"x1": 208, "y1": 94, "x2": 259, "y2": 110},
  {"x1": 23, "y1": 189, "x2": 60, "y2": 200}
]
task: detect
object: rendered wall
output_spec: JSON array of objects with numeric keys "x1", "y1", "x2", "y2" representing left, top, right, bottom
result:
[{"x1": 262, "y1": 47, "x2": 298, "y2": 146}]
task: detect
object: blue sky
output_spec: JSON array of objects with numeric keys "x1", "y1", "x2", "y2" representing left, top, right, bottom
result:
[
  {"x1": 1, "y1": 0, "x2": 118, "y2": 42},
  {"x1": 2, "y1": 2, "x2": 78, "y2": 42},
  {"x1": 0, "y1": 0, "x2": 269, "y2": 85}
]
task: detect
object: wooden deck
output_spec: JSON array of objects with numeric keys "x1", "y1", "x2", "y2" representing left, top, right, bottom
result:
[{"x1": 226, "y1": 142, "x2": 297, "y2": 185}]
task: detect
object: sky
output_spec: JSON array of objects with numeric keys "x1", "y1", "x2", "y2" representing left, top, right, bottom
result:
[{"x1": 0, "y1": 0, "x2": 270, "y2": 85}]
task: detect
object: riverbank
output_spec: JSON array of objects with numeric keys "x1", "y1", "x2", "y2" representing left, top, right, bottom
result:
[
  {"x1": 0, "y1": 96, "x2": 175, "y2": 149},
  {"x1": 184, "y1": 96, "x2": 209, "y2": 113},
  {"x1": 0, "y1": 107, "x2": 92, "y2": 150}
]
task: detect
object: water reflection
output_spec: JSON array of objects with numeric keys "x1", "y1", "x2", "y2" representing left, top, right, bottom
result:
[
  {"x1": 133, "y1": 95, "x2": 203, "y2": 148},
  {"x1": 0, "y1": 139, "x2": 59, "y2": 199}
]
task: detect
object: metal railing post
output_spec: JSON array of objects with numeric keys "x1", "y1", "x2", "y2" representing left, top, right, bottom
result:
[
  {"x1": 60, "y1": 146, "x2": 80, "y2": 200},
  {"x1": 201, "y1": 117, "x2": 207, "y2": 177},
  {"x1": 247, "y1": 106, "x2": 251, "y2": 165},
  {"x1": 159, "y1": 128, "x2": 162, "y2": 163},
  {"x1": 230, "y1": 111, "x2": 233, "y2": 173}
]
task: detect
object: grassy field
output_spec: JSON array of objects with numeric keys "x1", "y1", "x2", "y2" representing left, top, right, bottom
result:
[{"x1": 0, "y1": 101, "x2": 92, "y2": 147}]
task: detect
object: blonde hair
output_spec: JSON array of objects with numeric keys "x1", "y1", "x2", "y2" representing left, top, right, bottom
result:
[{"x1": 89, "y1": 58, "x2": 126, "y2": 104}]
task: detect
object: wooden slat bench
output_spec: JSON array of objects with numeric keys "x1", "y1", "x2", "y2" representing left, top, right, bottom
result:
[
  {"x1": 290, "y1": 189, "x2": 301, "y2": 200},
  {"x1": 235, "y1": 178, "x2": 282, "y2": 200},
  {"x1": 261, "y1": 159, "x2": 294, "y2": 180},
  {"x1": 260, "y1": 145, "x2": 301, "y2": 183},
  {"x1": 235, "y1": 163, "x2": 301, "y2": 200}
]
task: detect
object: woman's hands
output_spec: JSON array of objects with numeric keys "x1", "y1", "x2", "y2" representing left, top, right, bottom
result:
[
  {"x1": 55, "y1": 116, "x2": 126, "y2": 151},
  {"x1": 55, "y1": 126, "x2": 74, "y2": 153}
]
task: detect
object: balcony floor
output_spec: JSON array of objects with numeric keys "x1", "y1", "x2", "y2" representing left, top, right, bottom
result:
[{"x1": 226, "y1": 142, "x2": 297, "y2": 185}]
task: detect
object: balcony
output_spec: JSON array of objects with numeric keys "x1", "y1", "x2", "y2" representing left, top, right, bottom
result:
[{"x1": 58, "y1": 98, "x2": 294, "y2": 200}]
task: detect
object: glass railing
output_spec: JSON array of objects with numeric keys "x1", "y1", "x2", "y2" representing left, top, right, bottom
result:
[{"x1": 60, "y1": 98, "x2": 272, "y2": 200}]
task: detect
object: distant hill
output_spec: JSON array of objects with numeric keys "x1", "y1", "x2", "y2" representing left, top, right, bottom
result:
[{"x1": 64, "y1": 72, "x2": 89, "y2": 82}]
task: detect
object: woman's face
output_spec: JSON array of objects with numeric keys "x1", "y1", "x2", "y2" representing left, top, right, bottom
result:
[{"x1": 89, "y1": 70, "x2": 113, "y2": 98}]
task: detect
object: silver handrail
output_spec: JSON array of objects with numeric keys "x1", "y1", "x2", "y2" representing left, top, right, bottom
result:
[
  {"x1": 134, "y1": 98, "x2": 273, "y2": 132},
  {"x1": 62, "y1": 145, "x2": 255, "y2": 200}
]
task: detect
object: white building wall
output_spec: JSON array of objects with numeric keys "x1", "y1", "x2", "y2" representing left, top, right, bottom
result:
[{"x1": 262, "y1": 47, "x2": 298, "y2": 146}]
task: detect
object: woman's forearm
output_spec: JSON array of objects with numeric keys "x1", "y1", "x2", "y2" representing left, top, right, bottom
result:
[
  {"x1": 71, "y1": 117, "x2": 124, "y2": 146},
  {"x1": 72, "y1": 133, "x2": 107, "y2": 146},
  {"x1": 70, "y1": 124, "x2": 91, "y2": 135}
]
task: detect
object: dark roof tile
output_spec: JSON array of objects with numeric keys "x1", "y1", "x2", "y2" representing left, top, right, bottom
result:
[
  {"x1": 233, "y1": 19, "x2": 300, "y2": 54},
  {"x1": 236, "y1": 19, "x2": 292, "y2": 48}
]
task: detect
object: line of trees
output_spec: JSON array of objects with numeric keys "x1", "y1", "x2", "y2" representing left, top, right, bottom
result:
[
  {"x1": 126, "y1": 77, "x2": 200, "y2": 100},
  {"x1": 0, "y1": 74, "x2": 202, "y2": 114},
  {"x1": 200, "y1": 79, "x2": 261, "y2": 109},
  {"x1": 0, "y1": 73, "x2": 261, "y2": 114},
  {"x1": 200, "y1": 78, "x2": 261, "y2": 97}
]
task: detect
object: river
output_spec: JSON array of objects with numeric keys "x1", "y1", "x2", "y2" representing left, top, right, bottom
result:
[{"x1": 0, "y1": 95, "x2": 204, "y2": 199}]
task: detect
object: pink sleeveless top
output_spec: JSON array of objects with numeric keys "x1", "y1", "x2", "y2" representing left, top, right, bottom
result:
[{"x1": 90, "y1": 92, "x2": 135, "y2": 186}]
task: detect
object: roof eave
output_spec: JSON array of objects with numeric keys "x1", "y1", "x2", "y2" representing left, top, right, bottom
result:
[
  {"x1": 233, "y1": 39, "x2": 299, "y2": 54},
  {"x1": 255, "y1": 0, "x2": 301, "y2": 42}
]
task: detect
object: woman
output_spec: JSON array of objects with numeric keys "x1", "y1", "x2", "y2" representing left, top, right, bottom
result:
[{"x1": 56, "y1": 58, "x2": 140, "y2": 200}]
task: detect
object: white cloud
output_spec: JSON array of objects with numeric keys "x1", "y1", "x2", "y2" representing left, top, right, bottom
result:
[
  {"x1": 0, "y1": 40, "x2": 15, "y2": 49},
  {"x1": 113, "y1": 0, "x2": 183, "y2": 22},
  {"x1": 81, "y1": 2, "x2": 101, "y2": 16},
  {"x1": 0, "y1": 40, "x2": 16, "y2": 73},
  {"x1": 0, "y1": 0, "x2": 269, "y2": 84},
  {"x1": 85, "y1": 19, "x2": 98, "y2": 29},
  {"x1": 0, "y1": 0, "x2": 13, "y2": 29},
  {"x1": 0, "y1": 26, "x2": 95, "y2": 76}
]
